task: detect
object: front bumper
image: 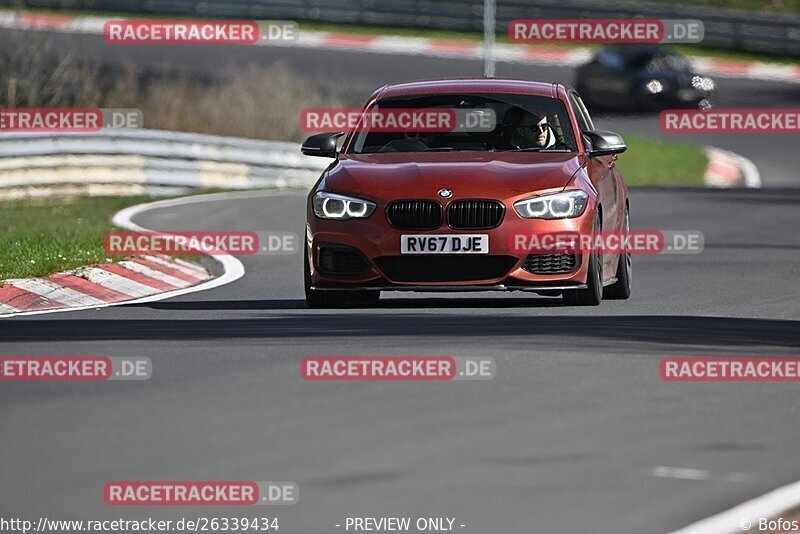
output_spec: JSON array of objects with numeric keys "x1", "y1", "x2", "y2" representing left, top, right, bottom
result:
[
  {"x1": 309, "y1": 283, "x2": 589, "y2": 293},
  {"x1": 307, "y1": 203, "x2": 596, "y2": 292}
]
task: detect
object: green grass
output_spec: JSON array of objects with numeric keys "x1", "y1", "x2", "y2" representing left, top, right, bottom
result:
[
  {"x1": 617, "y1": 133, "x2": 708, "y2": 186},
  {"x1": 0, "y1": 196, "x2": 152, "y2": 280}
]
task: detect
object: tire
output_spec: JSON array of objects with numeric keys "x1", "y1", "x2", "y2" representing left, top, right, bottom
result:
[
  {"x1": 304, "y1": 252, "x2": 380, "y2": 308},
  {"x1": 304, "y1": 252, "x2": 330, "y2": 308},
  {"x1": 604, "y1": 205, "x2": 632, "y2": 300},
  {"x1": 563, "y1": 211, "x2": 603, "y2": 306}
]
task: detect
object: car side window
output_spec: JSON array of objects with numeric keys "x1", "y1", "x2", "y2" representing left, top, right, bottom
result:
[
  {"x1": 596, "y1": 50, "x2": 624, "y2": 69},
  {"x1": 647, "y1": 51, "x2": 690, "y2": 72},
  {"x1": 646, "y1": 53, "x2": 671, "y2": 72}
]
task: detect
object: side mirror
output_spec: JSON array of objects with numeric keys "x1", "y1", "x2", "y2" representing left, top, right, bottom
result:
[
  {"x1": 583, "y1": 130, "x2": 627, "y2": 157},
  {"x1": 301, "y1": 132, "x2": 344, "y2": 158}
]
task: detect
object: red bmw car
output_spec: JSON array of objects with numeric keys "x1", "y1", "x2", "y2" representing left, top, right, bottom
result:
[{"x1": 302, "y1": 78, "x2": 631, "y2": 307}]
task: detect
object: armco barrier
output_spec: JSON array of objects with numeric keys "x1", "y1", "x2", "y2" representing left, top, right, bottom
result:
[
  {"x1": 0, "y1": 129, "x2": 328, "y2": 199},
  {"x1": 1, "y1": 0, "x2": 799, "y2": 56}
]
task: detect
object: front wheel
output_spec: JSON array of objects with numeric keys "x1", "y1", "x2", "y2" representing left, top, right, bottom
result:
[
  {"x1": 604, "y1": 205, "x2": 632, "y2": 300},
  {"x1": 563, "y1": 211, "x2": 603, "y2": 306}
]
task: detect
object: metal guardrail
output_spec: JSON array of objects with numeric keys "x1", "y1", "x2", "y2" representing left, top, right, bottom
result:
[
  {"x1": 2, "y1": 0, "x2": 800, "y2": 56},
  {"x1": 0, "y1": 129, "x2": 327, "y2": 198}
]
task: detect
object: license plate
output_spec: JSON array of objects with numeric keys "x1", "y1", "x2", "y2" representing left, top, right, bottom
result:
[{"x1": 401, "y1": 234, "x2": 488, "y2": 254}]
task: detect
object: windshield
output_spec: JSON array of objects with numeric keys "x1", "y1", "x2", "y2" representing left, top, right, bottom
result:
[
  {"x1": 348, "y1": 93, "x2": 577, "y2": 154},
  {"x1": 619, "y1": 47, "x2": 691, "y2": 71},
  {"x1": 645, "y1": 51, "x2": 691, "y2": 71}
]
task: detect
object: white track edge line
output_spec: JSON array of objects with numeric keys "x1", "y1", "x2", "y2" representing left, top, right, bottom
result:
[
  {"x1": 669, "y1": 479, "x2": 800, "y2": 534},
  {"x1": 703, "y1": 145, "x2": 762, "y2": 189}
]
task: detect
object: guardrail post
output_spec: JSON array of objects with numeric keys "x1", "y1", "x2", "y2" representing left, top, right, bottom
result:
[{"x1": 483, "y1": 0, "x2": 495, "y2": 77}]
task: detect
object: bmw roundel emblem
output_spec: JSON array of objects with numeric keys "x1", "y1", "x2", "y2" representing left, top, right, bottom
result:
[{"x1": 438, "y1": 189, "x2": 453, "y2": 198}]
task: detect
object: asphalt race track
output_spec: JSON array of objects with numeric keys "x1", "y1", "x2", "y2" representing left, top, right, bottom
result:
[
  {"x1": 2, "y1": 26, "x2": 800, "y2": 534},
  {"x1": 1, "y1": 187, "x2": 799, "y2": 533}
]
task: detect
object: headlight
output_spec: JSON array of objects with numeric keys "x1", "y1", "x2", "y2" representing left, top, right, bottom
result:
[
  {"x1": 514, "y1": 190, "x2": 588, "y2": 220},
  {"x1": 692, "y1": 75, "x2": 714, "y2": 92},
  {"x1": 312, "y1": 192, "x2": 376, "y2": 220},
  {"x1": 645, "y1": 79, "x2": 664, "y2": 94}
]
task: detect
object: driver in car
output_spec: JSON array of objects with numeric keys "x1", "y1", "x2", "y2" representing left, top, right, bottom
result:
[{"x1": 498, "y1": 107, "x2": 556, "y2": 150}]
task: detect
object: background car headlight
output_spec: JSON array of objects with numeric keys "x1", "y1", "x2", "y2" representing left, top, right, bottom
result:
[
  {"x1": 645, "y1": 79, "x2": 664, "y2": 94},
  {"x1": 691, "y1": 76, "x2": 715, "y2": 92},
  {"x1": 514, "y1": 190, "x2": 588, "y2": 220},
  {"x1": 313, "y1": 192, "x2": 376, "y2": 220}
]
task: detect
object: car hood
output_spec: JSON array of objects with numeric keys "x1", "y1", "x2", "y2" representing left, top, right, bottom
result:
[{"x1": 324, "y1": 152, "x2": 582, "y2": 201}]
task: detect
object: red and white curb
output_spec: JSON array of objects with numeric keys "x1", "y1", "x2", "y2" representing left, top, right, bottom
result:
[
  {"x1": 0, "y1": 191, "x2": 253, "y2": 318},
  {"x1": 704, "y1": 146, "x2": 761, "y2": 188},
  {"x1": 0, "y1": 254, "x2": 211, "y2": 316},
  {"x1": 1, "y1": 10, "x2": 800, "y2": 85}
]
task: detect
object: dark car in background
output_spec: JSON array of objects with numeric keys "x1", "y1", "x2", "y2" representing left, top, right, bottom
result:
[{"x1": 574, "y1": 45, "x2": 715, "y2": 112}]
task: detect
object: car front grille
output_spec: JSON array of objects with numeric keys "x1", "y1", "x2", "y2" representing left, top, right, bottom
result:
[
  {"x1": 386, "y1": 200, "x2": 442, "y2": 230},
  {"x1": 447, "y1": 200, "x2": 505, "y2": 229},
  {"x1": 374, "y1": 255, "x2": 518, "y2": 283},
  {"x1": 522, "y1": 253, "x2": 578, "y2": 274},
  {"x1": 317, "y1": 244, "x2": 371, "y2": 275}
]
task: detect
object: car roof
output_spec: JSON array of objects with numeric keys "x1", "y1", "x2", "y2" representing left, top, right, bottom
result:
[
  {"x1": 376, "y1": 78, "x2": 569, "y2": 100},
  {"x1": 601, "y1": 44, "x2": 678, "y2": 57}
]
